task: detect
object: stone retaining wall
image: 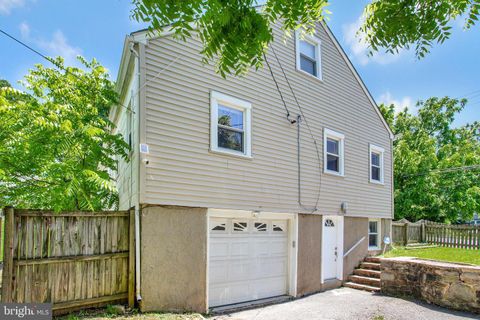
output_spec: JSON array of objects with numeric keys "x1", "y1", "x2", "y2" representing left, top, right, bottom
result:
[{"x1": 381, "y1": 257, "x2": 480, "y2": 314}]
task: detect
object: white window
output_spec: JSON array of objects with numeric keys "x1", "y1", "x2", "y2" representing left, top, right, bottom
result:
[
  {"x1": 233, "y1": 221, "x2": 248, "y2": 232},
  {"x1": 210, "y1": 91, "x2": 252, "y2": 158},
  {"x1": 296, "y1": 31, "x2": 322, "y2": 79},
  {"x1": 368, "y1": 219, "x2": 381, "y2": 250},
  {"x1": 369, "y1": 144, "x2": 384, "y2": 184},
  {"x1": 324, "y1": 128, "x2": 344, "y2": 176}
]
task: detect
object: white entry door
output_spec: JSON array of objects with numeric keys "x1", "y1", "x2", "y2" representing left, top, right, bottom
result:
[
  {"x1": 208, "y1": 217, "x2": 289, "y2": 307},
  {"x1": 322, "y1": 216, "x2": 342, "y2": 280}
]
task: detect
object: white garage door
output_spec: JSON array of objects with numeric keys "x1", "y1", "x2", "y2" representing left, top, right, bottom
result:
[{"x1": 208, "y1": 217, "x2": 289, "y2": 307}]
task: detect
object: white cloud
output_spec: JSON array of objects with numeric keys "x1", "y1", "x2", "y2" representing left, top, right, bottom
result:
[
  {"x1": 0, "y1": 0, "x2": 25, "y2": 15},
  {"x1": 37, "y1": 31, "x2": 82, "y2": 66},
  {"x1": 19, "y1": 21, "x2": 30, "y2": 39},
  {"x1": 18, "y1": 22, "x2": 82, "y2": 66},
  {"x1": 342, "y1": 15, "x2": 403, "y2": 66},
  {"x1": 377, "y1": 91, "x2": 414, "y2": 114}
]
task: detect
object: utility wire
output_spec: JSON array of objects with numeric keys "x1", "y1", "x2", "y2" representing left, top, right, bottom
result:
[
  {"x1": 0, "y1": 28, "x2": 134, "y2": 114},
  {"x1": 263, "y1": 52, "x2": 295, "y2": 124},
  {"x1": 403, "y1": 164, "x2": 480, "y2": 178},
  {"x1": 456, "y1": 88, "x2": 480, "y2": 99},
  {"x1": 265, "y1": 45, "x2": 322, "y2": 213},
  {"x1": 0, "y1": 29, "x2": 53, "y2": 64},
  {"x1": 131, "y1": 55, "x2": 181, "y2": 100},
  {"x1": 271, "y1": 46, "x2": 317, "y2": 146},
  {"x1": 271, "y1": 45, "x2": 322, "y2": 213}
]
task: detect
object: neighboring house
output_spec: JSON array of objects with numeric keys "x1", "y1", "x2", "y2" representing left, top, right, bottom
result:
[
  {"x1": 111, "y1": 19, "x2": 394, "y2": 313},
  {"x1": 470, "y1": 213, "x2": 479, "y2": 225}
]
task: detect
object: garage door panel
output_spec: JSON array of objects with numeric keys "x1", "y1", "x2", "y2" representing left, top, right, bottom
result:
[
  {"x1": 253, "y1": 240, "x2": 270, "y2": 256},
  {"x1": 253, "y1": 259, "x2": 287, "y2": 278},
  {"x1": 208, "y1": 217, "x2": 290, "y2": 307},
  {"x1": 228, "y1": 282, "x2": 252, "y2": 302},
  {"x1": 228, "y1": 261, "x2": 250, "y2": 281},
  {"x1": 269, "y1": 239, "x2": 288, "y2": 255},
  {"x1": 209, "y1": 241, "x2": 229, "y2": 259},
  {"x1": 253, "y1": 277, "x2": 287, "y2": 296},
  {"x1": 209, "y1": 262, "x2": 229, "y2": 283},
  {"x1": 230, "y1": 240, "x2": 250, "y2": 257}
]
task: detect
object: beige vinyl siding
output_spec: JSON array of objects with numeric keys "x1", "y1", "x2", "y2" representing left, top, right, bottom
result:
[
  {"x1": 141, "y1": 22, "x2": 393, "y2": 217},
  {"x1": 116, "y1": 57, "x2": 140, "y2": 210}
]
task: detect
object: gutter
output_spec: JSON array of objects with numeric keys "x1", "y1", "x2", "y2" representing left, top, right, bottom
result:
[{"x1": 129, "y1": 39, "x2": 143, "y2": 303}]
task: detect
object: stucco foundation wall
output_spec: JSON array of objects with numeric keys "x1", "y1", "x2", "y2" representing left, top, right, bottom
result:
[
  {"x1": 297, "y1": 214, "x2": 322, "y2": 296},
  {"x1": 381, "y1": 257, "x2": 480, "y2": 314},
  {"x1": 381, "y1": 218, "x2": 392, "y2": 250},
  {"x1": 343, "y1": 217, "x2": 369, "y2": 279},
  {"x1": 342, "y1": 218, "x2": 392, "y2": 279},
  {"x1": 140, "y1": 206, "x2": 208, "y2": 313}
]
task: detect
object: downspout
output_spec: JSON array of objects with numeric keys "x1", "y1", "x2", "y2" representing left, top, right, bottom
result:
[
  {"x1": 389, "y1": 137, "x2": 395, "y2": 248},
  {"x1": 129, "y1": 40, "x2": 142, "y2": 302}
]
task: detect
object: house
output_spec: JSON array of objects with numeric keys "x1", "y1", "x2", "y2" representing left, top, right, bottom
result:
[
  {"x1": 470, "y1": 213, "x2": 479, "y2": 225},
  {"x1": 111, "y1": 18, "x2": 394, "y2": 313}
]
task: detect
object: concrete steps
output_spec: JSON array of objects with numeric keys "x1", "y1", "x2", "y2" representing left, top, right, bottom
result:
[
  {"x1": 348, "y1": 275, "x2": 380, "y2": 287},
  {"x1": 344, "y1": 281, "x2": 381, "y2": 292},
  {"x1": 345, "y1": 256, "x2": 381, "y2": 292},
  {"x1": 359, "y1": 262, "x2": 381, "y2": 271},
  {"x1": 353, "y1": 268, "x2": 381, "y2": 278},
  {"x1": 364, "y1": 257, "x2": 381, "y2": 263}
]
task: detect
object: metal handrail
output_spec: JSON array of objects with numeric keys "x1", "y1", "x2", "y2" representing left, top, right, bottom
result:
[{"x1": 343, "y1": 236, "x2": 366, "y2": 258}]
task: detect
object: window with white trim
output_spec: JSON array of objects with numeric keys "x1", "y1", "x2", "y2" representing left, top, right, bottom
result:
[
  {"x1": 368, "y1": 219, "x2": 380, "y2": 250},
  {"x1": 324, "y1": 129, "x2": 344, "y2": 176},
  {"x1": 295, "y1": 31, "x2": 322, "y2": 79},
  {"x1": 254, "y1": 222, "x2": 267, "y2": 232},
  {"x1": 210, "y1": 91, "x2": 252, "y2": 157},
  {"x1": 272, "y1": 221, "x2": 286, "y2": 232},
  {"x1": 369, "y1": 144, "x2": 384, "y2": 184},
  {"x1": 233, "y1": 221, "x2": 248, "y2": 232}
]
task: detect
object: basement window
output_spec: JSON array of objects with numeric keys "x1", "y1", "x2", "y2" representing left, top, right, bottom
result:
[
  {"x1": 210, "y1": 91, "x2": 252, "y2": 158},
  {"x1": 368, "y1": 219, "x2": 380, "y2": 250},
  {"x1": 296, "y1": 31, "x2": 322, "y2": 80}
]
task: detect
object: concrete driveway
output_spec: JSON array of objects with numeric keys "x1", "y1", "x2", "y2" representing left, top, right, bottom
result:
[{"x1": 212, "y1": 288, "x2": 479, "y2": 320}]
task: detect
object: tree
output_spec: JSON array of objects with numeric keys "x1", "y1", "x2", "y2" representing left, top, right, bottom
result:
[
  {"x1": 361, "y1": 0, "x2": 480, "y2": 58},
  {"x1": 380, "y1": 98, "x2": 480, "y2": 223},
  {"x1": 0, "y1": 57, "x2": 129, "y2": 211},
  {"x1": 131, "y1": 0, "x2": 479, "y2": 76},
  {"x1": 0, "y1": 79, "x2": 11, "y2": 88}
]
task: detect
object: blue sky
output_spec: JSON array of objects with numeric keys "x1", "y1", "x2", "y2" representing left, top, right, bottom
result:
[{"x1": 0, "y1": 0, "x2": 478, "y2": 126}]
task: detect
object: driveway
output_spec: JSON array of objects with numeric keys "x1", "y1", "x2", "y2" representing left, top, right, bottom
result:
[{"x1": 212, "y1": 288, "x2": 478, "y2": 320}]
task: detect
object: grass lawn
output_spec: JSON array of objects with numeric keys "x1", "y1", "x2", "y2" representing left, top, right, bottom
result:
[
  {"x1": 57, "y1": 308, "x2": 205, "y2": 320},
  {"x1": 382, "y1": 246, "x2": 480, "y2": 265}
]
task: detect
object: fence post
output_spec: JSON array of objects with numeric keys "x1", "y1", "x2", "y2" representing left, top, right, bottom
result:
[
  {"x1": 128, "y1": 207, "x2": 136, "y2": 308},
  {"x1": 421, "y1": 221, "x2": 426, "y2": 243},
  {"x1": 2, "y1": 207, "x2": 14, "y2": 302},
  {"x1": 403, "y1": 222, "x2": 409, "y2": 246}
]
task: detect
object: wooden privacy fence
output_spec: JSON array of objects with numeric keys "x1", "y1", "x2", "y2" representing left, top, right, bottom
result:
[
  {"x1": 1, "y1": 207, "x2": 135, "y2": 315},
  {"x1": 425, "y1": 222, "x2": 480, "y2": 249},
  {"x1": 392, "y1": 219, "x2": 480, "y2": 249},
  {"x1": 392, "y1": 221, "x2": 424, "y2": 245}
]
